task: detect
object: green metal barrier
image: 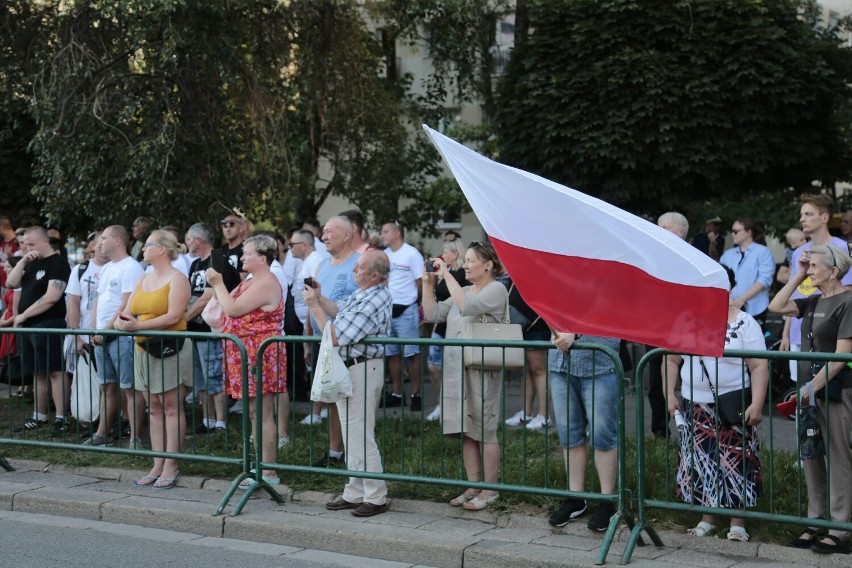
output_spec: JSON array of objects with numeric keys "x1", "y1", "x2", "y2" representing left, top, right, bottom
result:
[
  {"x1": 625, "y1": 347, "x2": 852, "y2": 564},
  {"x1": 246, "y1": 335, "x2": 632, "y2": 565},
  {"x1": 0, "y1": 327, "x2": 253, "y2": 514}
]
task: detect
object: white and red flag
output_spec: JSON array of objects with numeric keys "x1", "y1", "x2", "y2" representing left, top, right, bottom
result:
[{"x1": 423, "y1": 125, "x2": 728, "y2": 356}]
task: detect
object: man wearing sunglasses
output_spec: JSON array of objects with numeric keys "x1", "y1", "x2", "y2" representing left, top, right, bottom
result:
[{"x1": 220, "y1": 215, "x2": 248, "y2": 280}]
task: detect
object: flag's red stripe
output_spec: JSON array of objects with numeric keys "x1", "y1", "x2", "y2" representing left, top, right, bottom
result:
[{"x1": 492, "y1": 238, "x2": 728, "y2": 357}]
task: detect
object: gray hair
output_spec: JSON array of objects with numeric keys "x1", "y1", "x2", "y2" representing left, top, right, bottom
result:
[
  {"x1": 366, "y1": 249, "x2": 390, "y2": 283},
  {"x1": 244, "y1": 234, "x2": 277, "y2": 266},
  {"x1": 810, "y1": 244, "x2": 852, "y2": 279},
  {"x1": 187, "y1": 223, "x2": 215, "y2": 245},
  {"x1": 657, "y1": 212, "x2": 689, "y2": 239}
]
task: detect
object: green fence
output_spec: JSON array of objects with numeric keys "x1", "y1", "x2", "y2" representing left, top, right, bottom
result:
[{"x1": 624, "y1": 347, "x2": 852, "y2": 563}]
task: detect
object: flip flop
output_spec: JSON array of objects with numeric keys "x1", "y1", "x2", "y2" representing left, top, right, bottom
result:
[
  {"x1": 153, "y1": 473, "x2": 181, "y2": 490},
  {"x1": 132, "y1": 475, "x2": 159, "y2": 487}
]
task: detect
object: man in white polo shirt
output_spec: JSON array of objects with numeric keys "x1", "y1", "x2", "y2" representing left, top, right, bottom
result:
[{"x1": 380, "y1": 220, "x2": 424, "y2": 410}]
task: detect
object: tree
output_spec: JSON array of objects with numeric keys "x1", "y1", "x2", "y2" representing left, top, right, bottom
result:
[{"x1": 496, "y1": 0, "x2": 852, "y2": 227}]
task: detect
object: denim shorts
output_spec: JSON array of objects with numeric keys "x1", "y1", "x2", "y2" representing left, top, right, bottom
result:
[
  {"x1": 427, "y1": 331, "x2": 444, "y2": 366},
  {"x1": 192, "y1": 338, "x2": 224, "y2": 395},
  {"x1": 94, "y1": 336, "x2": 135, "y2": 389},
  {"x1": 385, "y1": 303, "x2": 420, "y2": 357},
  {"x1": 550, "y1": 371, "x2": 617, "y2": 451}
]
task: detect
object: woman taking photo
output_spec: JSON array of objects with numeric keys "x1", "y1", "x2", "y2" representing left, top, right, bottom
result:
[
  {"x1": 206, "y1": 234, "x2": 286, "y2": 489},
  {"x1": 769, "y1": 245, "x2": 852, "y2": 555},
  {"x1": 719, "y1": 218, "x2": 775, "y2": 329},
  {"x1": 665, "y1": 266, "x2": 768, "y2": 542},
  {"x1": 115, "y1": 229, "x2": 192, "y2": 489},
  {"x1": 422, "y1": 241, "x2": 508, "y2": 511},
  {"x1": 425, "y1": 238, "x2": 469, "y2": 422}
]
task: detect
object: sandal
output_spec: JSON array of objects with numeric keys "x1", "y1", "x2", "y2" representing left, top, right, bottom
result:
[
  {"x1": 463, "y1": 492, "x2": 499, "y2": 511},
  {"x1": 811, "y1": 534, "x2": 850, "y2": 555},
  {"x1": 687, "y1": 521, "x2": 716, "y2": 537},
  {"x1": 449, "y1": 490, "x2": 479, "y2": 507},
  {"x1": 789, "y1": 527, "x2": 823, "y2": 549},
  {"x1": 727, "y1": 526, "x2": 749, "y2": 542}
]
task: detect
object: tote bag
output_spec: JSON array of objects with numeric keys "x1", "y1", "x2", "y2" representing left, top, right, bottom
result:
[{"x1": 463, "y1": 293, "x2": 524, "y2": 370}]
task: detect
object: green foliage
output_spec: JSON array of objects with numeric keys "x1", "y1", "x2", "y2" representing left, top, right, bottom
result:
[{"x1": 496, "y1": 0, "x2": 852, "y2": 218}]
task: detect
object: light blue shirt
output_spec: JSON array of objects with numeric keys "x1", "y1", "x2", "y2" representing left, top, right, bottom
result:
[{"x1": 719, "y1": 242, "x2": 775, "y2": 317}]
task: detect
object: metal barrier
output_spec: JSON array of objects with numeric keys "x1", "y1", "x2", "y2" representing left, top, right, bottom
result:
[
  {"x1": 624, "y1": 347, "x2": 852, "y2": 564},
  {"x1": 0, "y1": 327, "x2": 253, "y2": 513},
  {"x1": 242, "y1": 335, "x2": 631, "y2": 565}
]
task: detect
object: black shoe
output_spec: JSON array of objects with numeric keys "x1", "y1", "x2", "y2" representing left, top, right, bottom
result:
[
  {"x1": 549, "y1": 499, "x2": 587, "y2": 527},
  {"x1": 13, "y1": 418, "x2": 48, "y2": 433},
  {"x1": 312, "y1": 453, "x2": 345, "y2": 468},
  {"x1": 382, "y1": 391, "x2": 404, "y2": 408},
  {"x1": 410, "y1": 393, "x2": 422, "y2": 412},
  {"x1": 49, "y1": 418, "x2": 71, "y2": 437},
  {"x1": 111, "y1": 419, "x2": 131, "y2": 439},
  {"x1": 587, "y1": 502, "x2": 615, "y2": 532},
  {"x1": 811, "y1": 534, "x2": 850, "y2": 554}
]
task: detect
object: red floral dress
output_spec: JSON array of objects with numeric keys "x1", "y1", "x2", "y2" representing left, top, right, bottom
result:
[{"x1": 222, "y1": 281, "x2": 287, "y2": 398}]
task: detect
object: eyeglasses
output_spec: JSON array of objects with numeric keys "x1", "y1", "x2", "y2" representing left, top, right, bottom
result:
[
  {"x1": 220, "y1": 220, "x2": 241, "y2": 227},
  {"x1": 143, "y1": 242, "x2": 164, "y2": 248},
  {"x1": 731, "y1": 228, "x2": 742, "y2": 235},
  {"x1": 289, "y1": 241, "x2": 307, "y2": 246}
]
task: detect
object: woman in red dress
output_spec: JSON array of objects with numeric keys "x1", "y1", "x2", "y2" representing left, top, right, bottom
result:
[{"x1": 206, "y1": 234, "x2": 286, "y2": 488}]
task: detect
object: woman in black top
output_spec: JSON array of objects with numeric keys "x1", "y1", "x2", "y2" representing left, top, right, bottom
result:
[{"x1": 425, "y1": 239, "x2": 469, "y2": 421}]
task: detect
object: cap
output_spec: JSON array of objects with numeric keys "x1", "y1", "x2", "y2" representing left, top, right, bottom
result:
[{"x1": 705, "y1": 215, "x2": 722, "y2": 224}]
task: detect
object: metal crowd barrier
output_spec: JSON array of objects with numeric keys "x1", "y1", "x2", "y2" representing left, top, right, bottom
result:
[{"x1": 624, "y1": 347, "x2": 852, "y2": 564}]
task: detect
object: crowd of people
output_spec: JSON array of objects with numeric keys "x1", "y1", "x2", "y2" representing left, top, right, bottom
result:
[{"x1": 0, "y1": 194, "x2": 849, "y2": 550}]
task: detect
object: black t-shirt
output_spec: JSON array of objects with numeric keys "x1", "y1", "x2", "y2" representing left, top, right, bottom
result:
[
  {"x1": 187, "y1": 250, "x2": 240, "y2": 332},
  {"x1": 433, "y1": 267, "x2": 469, "y2": 337},
  {"x1": 18, "y1": 253, "x2": 71, "y2": 325},
  {"x1": 795, "y1": 291, "x2": 852, "y2": 389},
  {"x1": 505, "y1": 277, "x2": 549, "y2": 338},
  {"x1": 224, "y1": 243, "x2": 244, "y2": 274}
]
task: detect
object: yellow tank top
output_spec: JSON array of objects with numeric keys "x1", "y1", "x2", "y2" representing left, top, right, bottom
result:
[{"x1": 130, "y1": 279, "x2": 186, "y2": 344}]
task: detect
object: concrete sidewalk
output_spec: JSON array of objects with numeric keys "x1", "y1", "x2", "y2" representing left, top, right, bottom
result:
[{"x1": 0, "y1": 459, "x2": 846, "y2": 568}]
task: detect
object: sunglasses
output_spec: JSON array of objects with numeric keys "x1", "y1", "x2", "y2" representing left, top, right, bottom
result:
[
  {"x1": 469, "y1": 241, "x2": 496, "y2": 261},
  {"x1": 220, "y1": 220, "x2": 241, "y2": 227}
]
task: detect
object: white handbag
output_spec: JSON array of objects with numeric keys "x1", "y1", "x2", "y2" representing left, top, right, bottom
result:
[
  {"x1": 71, "y1": 351, "x2": 101, "y2": 423},
  {"x1": 463, "y1": 293, "x2": 524, "y2": 370},
  {"x1": 310, "y1": 322, "x2": 353, "y2": 403}
]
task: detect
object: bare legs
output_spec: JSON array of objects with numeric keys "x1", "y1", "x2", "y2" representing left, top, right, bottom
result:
[{"x1": 144, "y1": 385, "x2": 186, "y2": 485}]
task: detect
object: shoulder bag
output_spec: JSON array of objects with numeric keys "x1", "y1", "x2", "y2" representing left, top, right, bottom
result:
[
  {"x1": 699, "y1": 358, "x2": 751, "y2": 429},
  {"x1": 463, "y1": 292, "x2": 524, "y2": 370}
]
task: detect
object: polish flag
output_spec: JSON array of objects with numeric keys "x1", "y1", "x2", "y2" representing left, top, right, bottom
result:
[{"x1": 423, "y1": 125, "x2": 728, "y2": 356}]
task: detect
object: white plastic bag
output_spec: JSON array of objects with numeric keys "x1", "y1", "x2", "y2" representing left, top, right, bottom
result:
[
  {"x1": 71, "y1": 351, "x2": 101, "y2": 423},
  {"x1": 310, "y1": 322, "x2": 352, "y2": 403}
]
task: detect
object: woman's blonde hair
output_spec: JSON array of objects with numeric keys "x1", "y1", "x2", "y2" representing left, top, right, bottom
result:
[
  {"x1": 810, "y1": 244, "x2": 852, "y2": 279},
  {"x1": 149, "y1": 229, "x2": 180, "y2": 261},
  {"x1": 442, "y1": 239, "x2": 466, "y2": 270}
]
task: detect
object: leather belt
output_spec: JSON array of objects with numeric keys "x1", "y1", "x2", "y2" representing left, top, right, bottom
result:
[{"x1": 343, "y1": 355, "x2": 368, "y2": 369}]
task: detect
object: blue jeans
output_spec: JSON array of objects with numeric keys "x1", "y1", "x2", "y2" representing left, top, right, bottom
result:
[
  {"x1": 385, "y1": 303, "x2": 420, "y2": 357},
  {"x1": 550, "y1": 371, "x2": 617, "y2": 451},
  {"x1": 427, "y1": 331, "x2": 444, "y2": 366}
]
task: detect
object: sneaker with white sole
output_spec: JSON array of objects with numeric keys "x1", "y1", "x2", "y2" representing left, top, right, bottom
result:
[
  {"x1": 277, "y1": 435, "x2": 289, "y2": 449},
  {"x1": 426, "y1": 405, "x2": 442, "y2": 422},
  {"x1": 525, "y1": 414, "x2": 552, "y2": 431},
  {"x1": 300, "y1": 413, "x2": 322, "y2": 425},
  {"x1": 505, "y1": 410, "x2": 531, "y2": 427}
]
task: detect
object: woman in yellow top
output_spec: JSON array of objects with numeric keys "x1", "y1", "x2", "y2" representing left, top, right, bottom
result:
[{"x1": 115, "y1": 229, "x2": 191, "y2": 489}]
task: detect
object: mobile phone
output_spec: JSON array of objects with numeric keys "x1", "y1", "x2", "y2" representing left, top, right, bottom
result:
[
  {"x1": 118, "y1": 314, "x2": 131, "y2": 321},
  {"x1": 304, "y1": 277, "x2": 317, "y2": 288},
  {"x1": 425, "y1": 260, "x2": 435, "y2": 273}
]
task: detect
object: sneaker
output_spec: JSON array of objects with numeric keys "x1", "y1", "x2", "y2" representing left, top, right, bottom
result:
[
  {"x1": 312, "y1": 453, "x2": 345, "y2": 468},
  {"x1": 587, "y1": 502, "x2": 615, "y2": 532},
  {"x1": 505, "y1": 410, "x2": 531, "y2": 427},
  {"x1": 13, "y1": 418, "x2": 48, "y2": 433},
  {"x1": 410, "y1": 393, "x2": 422, "y2": 412},
  {"x1": 82, "y1": 434, "x2": 112, "y2": 446},
  {"x1": 277, "y1": 435, "x2": 289, "y2": 449},
  {"x1": 525, "y1": 414, "x2": 552, "y2": 431},
  {"x1": 300, "y1": 413, "x2": 322, "y2": 426},
  {"x1": 382, "y1": 391, "x2": 404, "y2": 408},
  {"x1": 426, "y1": 405, "x2": 442, "y2": 422},
  {"x1": 49, "y1": 418, "x2": 71, "y2": 437},
  {"x1": 549, "y1": 499, "x2": 587, "y2": 527}
]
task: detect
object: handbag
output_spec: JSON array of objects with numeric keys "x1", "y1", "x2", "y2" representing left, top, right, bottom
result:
[
  {"x1": 463, "y1": 293, "x2": 524, "y2": 370},
  {"x1": 310, "y1": 322, "x2": 353, "y2": 403},
  {"x1": 699, "y1": 358, "x2": 751, "y2": 428},
  {"x1": 798, "y1": 382, "x2": 826, "y2": 460},
  {"x1": 70, "y1": 351, "x2": 101, "y2": 423},
  {"x1": 201, "y1": 297, "x2": 225, "y2": 333},
  {"x1": 141, "y1": 336, "x2": 186, "y2": 359}
]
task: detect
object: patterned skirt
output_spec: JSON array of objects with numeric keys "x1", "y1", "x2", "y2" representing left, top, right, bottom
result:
[{"x1": 676, "y1": 400, "x2": 762, "y2": 509}]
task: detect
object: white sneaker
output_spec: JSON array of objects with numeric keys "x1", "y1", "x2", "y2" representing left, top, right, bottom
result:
[
  {"x1": 505, "y1": 410, "x2": 531, "y2": 427},
  {"x1": 525, "y1": 414, "x2": 552, "y2": 431},
  {"x1": 426, "y1": 405, "x2": 442, "y2": 422},
  {"x1": 300, "y1": 413, "x2": 322, "y2": 426},
  {"x1": 319, "y1": 407, "x2": 328, "y2": 419},
  {"x1": 277, "y1": 435, "x2": 289, "y2": 449}
]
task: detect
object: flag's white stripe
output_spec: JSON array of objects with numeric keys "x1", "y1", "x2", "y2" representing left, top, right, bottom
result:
[{"x1": 424, "y1": 125, "x2": 728, "y2": 290}]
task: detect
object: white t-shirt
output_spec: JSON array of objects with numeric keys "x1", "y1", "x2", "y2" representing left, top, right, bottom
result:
[
  {"x1": 66, "y1": 260, "x2": 105, "y2": 332},
  {"x1": 313, "y1": 236, "x2": 331, "y2": 259},
  {"x1": 282, "y1": 250, "x2": 302, "y2": 290},
  {"x1": 96, "y1": 257, "x2": 143, "y2": 329},
  {"x1": 679, "y1": 311, "x2": 765, "y2": 403},
  {"x1": 294, "y1": 250, "x2": 325, "y2": 325},
  {"x1": 386, "y1": 242, "x2": 424, "y2": 306},
  {"x1": 145, "y1": 257, "x2": 189, "y2": 277}
]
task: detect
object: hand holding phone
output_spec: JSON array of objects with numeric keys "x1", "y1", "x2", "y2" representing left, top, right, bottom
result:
[
  {"x1": 304, "y1": 277, "x2": 317, "y2": 289},
  {"x1": 118, "y1": 313, "x2": 131, "y2": 321},
  {"x1": 425, "y1": 259, "x2": 435, "y2": 273}
]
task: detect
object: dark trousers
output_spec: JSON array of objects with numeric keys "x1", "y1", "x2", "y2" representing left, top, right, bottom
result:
[{"x1": 643, "y1": 346, "x2": 668, "y2": 437}]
